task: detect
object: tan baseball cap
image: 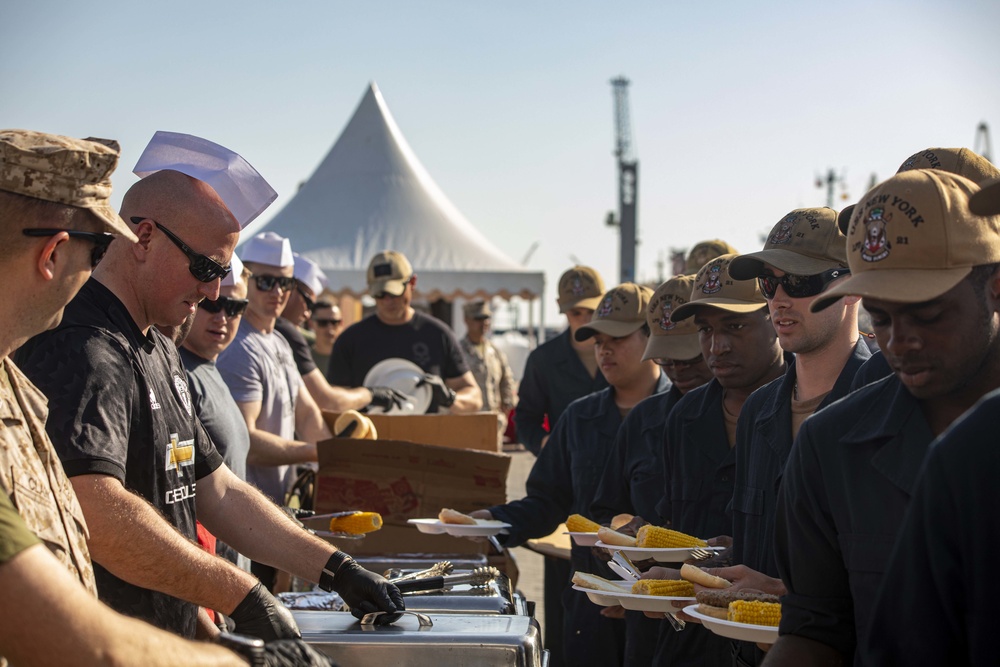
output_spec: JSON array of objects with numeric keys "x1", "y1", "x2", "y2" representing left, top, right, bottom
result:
[
  {"x1": 730, "y1": 208, "x2": 847, "y2": 280},
  {"x1": 557, "y1": 265, "x2": 605, "y2": 313},
  {"x1": 671, "y1": 254, "x2": 768, "y2": 322},
  {"x1": 685, "y1": 239, "x2": 739, "y2": 274},
  {"x1": 642, "y1": 274, "x2": 702, "y2": 361},
  {"x1": 574, "y1": 283, "x2": 653, "y2": 341},
  {"x1": 0, "y1": 129, "x2": 137, "y2": 241},
  {"x1": 367, "y1": 250, "x2": 413, "y2": 296},
  {"x1": 463, "y1": 300, "x2": 492, "y2": 319},
  {"x1": 970, "y1": 177, "x2": 1000, "y2": 216},
  {"x1": 812, "y1": 169, "x2": 1000, "y2": 312},
  {"x1": 838, "y1": 147, "x2": 1000, "y2": 233}
]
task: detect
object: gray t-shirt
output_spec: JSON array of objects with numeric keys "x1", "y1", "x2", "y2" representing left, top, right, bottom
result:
[{"x1": 216, "y1": 319, "x2": 303, "y2": 504}]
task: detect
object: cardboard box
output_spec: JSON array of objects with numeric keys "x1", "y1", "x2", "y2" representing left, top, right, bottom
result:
[
  {"x1": 323, "y1": 412, "x2": 501, "y2": 452},
  {"x1": 315, "y1": 438, "x2": 510, "y2": 526}
]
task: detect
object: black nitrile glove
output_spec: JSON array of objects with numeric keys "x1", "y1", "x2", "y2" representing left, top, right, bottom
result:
[
  {"x1": 333, "y1": 557, "x2": 405, "y2": 625},
  {"x1": 417, "y1": 373, "x2": 456, "y2": 407},
  {"x1": 365, "y1": 386, "x2": 409, "y2": 411},
  {"x1": 262, "y1": 639, "x2": 340, "y2": 667},
  {"x1": 230, "y1": 582, "x2": 301, "y2": 641}
]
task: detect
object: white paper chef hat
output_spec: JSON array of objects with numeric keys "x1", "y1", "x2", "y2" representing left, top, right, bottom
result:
[
  {"x1": 241, "y1": 231, "x2": 294, "y2": 267},
  {"x1": 293, "y1": 253, "x2": 329, "y2": 295},
  {"x1": 133, "y1": 131, "x2": 277, "y2": 228},
  {"x1": 220, "y1": 254, "x2": 245, "y2": 288}
]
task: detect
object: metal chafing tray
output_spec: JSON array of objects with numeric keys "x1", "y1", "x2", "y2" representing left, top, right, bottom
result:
[{"x1": 294, "y1": 611, "x2": 548, "y2": 667}]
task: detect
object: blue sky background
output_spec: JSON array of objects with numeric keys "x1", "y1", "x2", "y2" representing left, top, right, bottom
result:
[{"x1": 4, "y1": 1, "x2": 998, "y2": 325}]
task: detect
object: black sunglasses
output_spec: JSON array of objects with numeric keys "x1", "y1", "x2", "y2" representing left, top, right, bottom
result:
[
  {"x1": 296, "y1": 285, "x2": 316, "y2": 310},
  {"x1": 254, "y1": 274, "x2": 296, "y2": 292},
  {"x1": 22, "y1": 228, "x2": 115, "y2": 268},
  {"x1": 758, "y1": 268, "x2": 849, "y2": 300},
  {"x1": 312, "y1": 318, "x2": 342, "y2": 327},
  {"x1": 198, "y1": 295, "x2": 249, "y2": 318},
  {"x1": 130, "y1": 217, "x2": 231, "y2": 283}
]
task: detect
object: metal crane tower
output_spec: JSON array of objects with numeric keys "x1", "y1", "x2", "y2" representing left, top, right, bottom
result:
[
  {"x1": 975, "y1": 121, "x2": 993, "y2": 163},
  {"x1": 607, "y1": 76, "x2": 638, "y2": 283}
]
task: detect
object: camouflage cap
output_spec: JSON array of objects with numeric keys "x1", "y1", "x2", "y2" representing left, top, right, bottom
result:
[
  {"x1": 557, "y1": 265, "x2": 605, "y2": 313},
  {"x1": 463, "y1": 300, "x2": 492, "y2": 319},
  {"x1": 574, "y1": 283, "x2": 653, "y2": 341},
  {"x1": 0, "y1": 129, "x2": 137, "y2": 241},
  {"x1": 643, "y1": 274, "x2": 702, "y2": 361},
  {"x1": 670, "y1": 254, "x2": 768, "y2": 322},
  {"x1": 685, "y1": 239, "x2": 739, "y2": 274},
  {"x1": 730, "y1": 208, "x2": 847, "y2": 280},
  {"x1": 838, "y1": 147, "x2": 1000, "y2": 233},
  {"x1": 812, "y1": 169, "x2": 1000, "y2": 312}
]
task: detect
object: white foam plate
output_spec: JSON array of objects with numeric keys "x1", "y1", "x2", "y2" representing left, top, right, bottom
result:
[
  {"x1": 682, "y1": 604, "x2": 779, "y2": 644},
  {"x1": 362, "y1": 358, "x2": 433, "y2": 415},
  {"x1": 615, "y1": 590, "x2": 695, "y2": 613},
  {"x1": 565, "y1": 531, "x2": 600, "y2": 546},
  {"x1": 594, "y1": 540, "x2": 725, "y2": 563},
  {"x1": 407, "y1": 518, "x2": 511, "y2": 537},
  {"x1": 571, "y1": 583, "x2": 631, "y2": 607}
]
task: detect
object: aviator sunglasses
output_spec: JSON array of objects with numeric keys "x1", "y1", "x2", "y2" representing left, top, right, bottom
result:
[
  {"x1": 130, "y1": 217, "x2": 231, "y2": 283},
  {"x1": 254, "y1": 274, "x2": 296, "y2": 292},
  {"x1": 758, "y1": 268, "x2": 849, "y2": 300},
  {"x1": 22, "y1": 228, "x2": 115, "y2": 268},
  {"x1": 198, "y1": 295, "x2": 249, "y2": 318}
]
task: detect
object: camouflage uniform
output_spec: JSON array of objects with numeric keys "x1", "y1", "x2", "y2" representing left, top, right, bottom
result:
[
  {"x1": 459, "y1": 335, "x2": 516, "y2": 432},
  {"x1": 0, "y1": 358, "x2": 97, "y2": 593}
]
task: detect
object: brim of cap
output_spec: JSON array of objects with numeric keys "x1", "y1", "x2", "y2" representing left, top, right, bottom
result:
[
  {"x1": 369, "y1": 279, "x2": 407, "y2": 296},
  {"x1": 809, "y1": 267, "x2": 971, "y2": 312},
  {"x1": 671, "y1": 299, "x2": 767, "y2": 322},
  {"x1": 729, "y1": 250, "x2": 843, "y2": 280},
  {"x1": 642, "y1": 332, "x2": 701, "y2": 361},
  {"x1": 93, "y1": 203, "x2": 138, "y2": 242},
  {"x1": 837, "y1": 205, "x2": 855, "y2": 234},
  {"x1": 574, "y1": 319, "x2": 644, "y2": 341},
  {"x1": 970, "y1": 178, "x2": 1000, "y2": 216},
  {"x1": 559, "y1": 294, "x2": 603, "y2": 313}
]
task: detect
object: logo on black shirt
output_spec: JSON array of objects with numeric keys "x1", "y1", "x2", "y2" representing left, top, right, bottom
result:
[
  {"x1": 149, "y1": 389, "x2": 161, "y2": 410},
  {"x1": 173, "y1": 373, "x2": 193, "y2": 417},
  {"x1": 165, "y1": 433, "x2": 195, "y2": 472}
]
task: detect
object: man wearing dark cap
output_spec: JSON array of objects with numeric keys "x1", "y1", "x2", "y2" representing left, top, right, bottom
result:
[
  {"x1": 763, "y1": 169, "x2": 1000, "y2": 666},
  {"x1": 326, "y1": 250, "x2": 482, "y2": 413},
  {"x1": 699, "y1": 208, "x2": 871, "y2": 665},
  {"x1": 475, "y1": 283, "x2": 669, "y2": 667},
  {"x1": 460, "y1": 300, "x2": 516, "y2": 435},
  {"x1": 0, "y1": 129, "x2": 333, "y2": 667}
]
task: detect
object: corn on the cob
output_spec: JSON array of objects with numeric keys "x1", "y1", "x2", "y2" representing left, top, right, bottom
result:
[
  {"x1": 565, "y1": 514, "x2": 602, "y2": 533},
  {"x1": 727, "y1": 600, "x2": 781, "y2": 626},
  {"x1": 329, "y1": 511, "x2": 383, "y2": 535},
  {"x1": 631, "y1": 579, "x2": 695, "y2": 597},
  {"x1": 635, "y1": 524, "x2": 707, "y2": 548}
]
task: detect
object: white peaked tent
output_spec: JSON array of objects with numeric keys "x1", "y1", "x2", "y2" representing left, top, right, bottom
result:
[{"x1": 256, "y1": 82, "x2": 545, "y2": 309}]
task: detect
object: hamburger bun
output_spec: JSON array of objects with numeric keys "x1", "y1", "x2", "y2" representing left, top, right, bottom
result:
[
  {"x1": 438, "y1": 508, "x2": 478, "y2": 525},
  {"x1": 572, "y1": 572, "x2": 629, "y2": 594},
  {"x1": 680, "y1": 564, "x2": 731, "y2": 589},
  {"x1": 598, "y1": 526, "x2": 637, "y2": 547},
  {"x1": 696, "y1": 603, "x2": 730, "y2": 620},
  {"x1": 334, "y1": 410, "x2": 371, "y2": 439}
]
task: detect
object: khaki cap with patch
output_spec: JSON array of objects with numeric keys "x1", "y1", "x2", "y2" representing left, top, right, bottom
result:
[
  {"x1": 671, "y1": 254, "x2": 768, "y2": 322},
  {"x1": 838, "y1": 147, "x2": 1000, "y2": 233},
  {"x1": 0, "y1": 129, "x2": 137, "y2": 241},
  {"x1": 685, "y1": 239, "x2": 739, "y2": 274},
  {"x1": 558, "y1": 265, "x2": 605, "y2": 313},
  {"x1": 642, "y1": 274, "x2": 702, "y2": 361},
  {"x1": 574, "y1": 283, "x2": 653, "y2": 341},
  {"x1": 812, "y1": 169, "x2": 1000, "y2": 312},
  {"x1": 730, "y1": 208, "x2": 847, "y2": 280},
  {"x1": 367, "y1": 250, "x2": 413, "y2": 296},
  {"x1": 463, "y1": 300, "x2": 492, "y2": 319}
]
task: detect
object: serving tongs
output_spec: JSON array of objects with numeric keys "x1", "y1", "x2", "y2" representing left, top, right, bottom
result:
[
  {"x1": 383, "y1": 560, "x2": 455, "y2": 583},
  {"x1": 610, "y1": 550, "x2": 685, "y2": 632},
  {"x1": 393, "y1": 566, "x2": 501, "y2": 594},
  {"x1": 281, "y1": 507, "x2": 365, "y2": 539}
]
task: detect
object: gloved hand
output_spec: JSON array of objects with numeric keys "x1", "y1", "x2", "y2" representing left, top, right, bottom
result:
[
  {"x1": 230, "y1": 582, "x2": 301, "y2": 641},
  {"x1": 262, "y1": 639, "x2": 340, "y2": 667},
  {"x1": 417, "y1": 373, "x2": 456, "y2": 407},
  {"x1": 333, "y1": 557, "x2": 405, "y2": 625},
  {"x1": 365, "y1": 386, "x2": 410, "y2": 411}
]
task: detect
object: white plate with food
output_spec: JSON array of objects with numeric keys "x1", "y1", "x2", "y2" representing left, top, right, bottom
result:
[
  {"x1": 615, "y1": 591, "x2": 696, "y2": 613},
  {"x1": 407, "y1": 518, "x2": 510, "y2": 537},
  {"x1": 571, "y1": 583, "x2": 630, "y2": 607},
  {"x1": 682, "y1": 604, "x2": 779, "y2": 644},
  {"x1": 594, "y1": 541, "x2": 725, "y2": 562},
  {"x1": 362, "y1": 358, "x2": 432, "y2": 415},
  {"x1": 565, "y1": 531, "x2": 601, "y2": 547}
]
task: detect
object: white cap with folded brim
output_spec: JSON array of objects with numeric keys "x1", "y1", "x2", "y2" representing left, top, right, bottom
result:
[
  {"x1": 294, "y1": 253, "x2": 328, "y2": 295},
  {"x1": 241, "y1": 231, "x2": 294, "y2": 267},
  {"x1": 220, "y1": 254, "x2": 244, "y2": 288},
  {"x1": 133, "y1": 131, "x2": 277, "y2": 229}
]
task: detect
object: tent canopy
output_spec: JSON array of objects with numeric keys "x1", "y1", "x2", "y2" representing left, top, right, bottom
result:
[{"x1": 255, "y1": 82, "x2": 544, "y2": 302}]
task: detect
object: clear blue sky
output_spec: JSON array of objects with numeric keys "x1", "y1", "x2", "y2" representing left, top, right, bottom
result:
[{"x1": 4, "y1": 1, "x2": 998, "y2": 326}]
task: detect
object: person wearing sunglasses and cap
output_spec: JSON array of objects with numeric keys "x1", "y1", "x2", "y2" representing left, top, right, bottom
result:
[
  {"x1": 16, "y1": 133, "x2": 403, "y2": 643},
  {"x1": 308, "y1": 301, "x2": 344, "y2": 373},
  {"x1": 681, "y1": 208, "x2": 869, "y2": 666},
  {"x1": 763, "y1": 170, "x2": 1000, "y2": 667}
]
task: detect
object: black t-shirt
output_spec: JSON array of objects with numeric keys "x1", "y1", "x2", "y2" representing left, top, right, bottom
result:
[
  {"x1": 326, "y1": 311, "x2": 469, "y2": 387},
  {"x1": 15, "y1": 279, "x2": 223, "y2": 638},
  {"x1": 273, "y1": 317, "x2": 317, "y2": 377}
]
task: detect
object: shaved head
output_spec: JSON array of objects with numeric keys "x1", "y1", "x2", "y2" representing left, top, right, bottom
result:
[{"x1": 121, "y1": 169, "x2": 239, "y2": 238}]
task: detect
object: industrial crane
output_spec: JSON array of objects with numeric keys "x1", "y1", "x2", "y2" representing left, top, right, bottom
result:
[{"x1": 607, "y1": 76, "x2": 638, "y2": 283}]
